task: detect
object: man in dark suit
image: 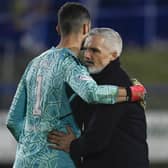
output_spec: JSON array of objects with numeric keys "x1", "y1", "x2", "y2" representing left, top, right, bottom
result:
[{"x1": 48, "y1": 28, "x2": 149, "y2": 168}]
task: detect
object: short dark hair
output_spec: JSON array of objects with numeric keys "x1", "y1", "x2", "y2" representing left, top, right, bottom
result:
[{"x1": 58, "y1": 2, "x2": 91, "y2": 36}]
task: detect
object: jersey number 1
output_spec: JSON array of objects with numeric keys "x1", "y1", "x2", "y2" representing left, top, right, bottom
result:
[{"x1": 33, "y1": 75, "x2": 42, "y2": 115}]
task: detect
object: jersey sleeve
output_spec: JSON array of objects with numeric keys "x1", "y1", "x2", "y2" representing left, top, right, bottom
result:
[
  {"x1": 62, "y1": 55, "x2": 118, "y2": 104},
  {"x1": 6, "y1": 63, "x2": 31, "y2": 141}
]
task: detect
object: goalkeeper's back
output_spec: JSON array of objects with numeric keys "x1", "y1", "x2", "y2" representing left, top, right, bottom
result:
[{"x1": 6, "y1": 47, "x2": 81, "y2": 168}]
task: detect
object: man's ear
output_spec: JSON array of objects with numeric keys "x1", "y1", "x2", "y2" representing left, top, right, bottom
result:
[
  {"x1": 56, "y1": 25, "x2": 60, "y2": 35},
  {"x1": 83, "y1": 23, "x2": 90, "y2": 35},
  {"x1": 111, "y1": 51, "x2": 118, "y2": 61}
]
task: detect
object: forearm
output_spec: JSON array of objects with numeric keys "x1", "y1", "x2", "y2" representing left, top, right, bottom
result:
[
  {"x1": 63, "y1": 57, "x2": 118, "y2": 104},
  {"x1": 117, "y1": 87, "x2": 127, "y2": 96},
  {"x1": 116, "y1": 87, "x2": 127, "y2": 102},
  {"x1": 117, "y1": 84, "x2": 146, "y2": 102},
  {"x1": 116, "y1": 96, "x2": 127, "y2": 103},
  {"x1": 63, "y1": 57, "x2": 145, "y2": 104},
  {"x1": 6, "y1": 75, "x2": 27, "y2": 141}
]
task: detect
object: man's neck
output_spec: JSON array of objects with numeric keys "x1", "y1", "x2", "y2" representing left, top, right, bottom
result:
[{"x1": 56, "y1": 34, "x2": 83, "y2": 56}]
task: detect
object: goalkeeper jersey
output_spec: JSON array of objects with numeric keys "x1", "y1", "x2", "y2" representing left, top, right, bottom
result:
[{"x1": 6, "y1": 47, "x2": 118, "y2": 168}]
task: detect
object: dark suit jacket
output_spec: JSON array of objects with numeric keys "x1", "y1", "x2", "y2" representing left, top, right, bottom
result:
[{"x1": 70, "y1": 58, "x2": 149, "y2": 168}]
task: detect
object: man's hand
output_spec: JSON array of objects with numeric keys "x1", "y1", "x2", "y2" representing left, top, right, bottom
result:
[
  {"x1": 47, "y1": 126, "x2": 76, "y2": 153},
  {"x1": 127, "y1": 78, "x2": 147, "y2": 102},
  {"x1": 131, "y1": 78, "x2": 147, "y2": 109}
]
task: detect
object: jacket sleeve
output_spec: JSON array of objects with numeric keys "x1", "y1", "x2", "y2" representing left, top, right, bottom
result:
[
  {"x1": 6, "y1": 65, "x2": 29, "y2": 141},
  {"x1": 70, "y1": 103, "x2": 125, "y2": 159},
  {"x1": 62, "y1": 56, "x2": 118, "y2": 104}
]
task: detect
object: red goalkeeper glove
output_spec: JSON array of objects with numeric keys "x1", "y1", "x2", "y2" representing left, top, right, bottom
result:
[{"x1": 126, "y1": 85, "x2": 146, "y2": 102}]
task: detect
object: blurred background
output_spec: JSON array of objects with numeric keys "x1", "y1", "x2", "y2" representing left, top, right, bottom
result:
[{"x1": 0, "y1": 0, "x2": 168, "y2": 168}]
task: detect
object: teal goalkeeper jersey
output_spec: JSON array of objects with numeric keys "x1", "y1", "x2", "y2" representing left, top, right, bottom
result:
[{"x1": 6, "y1": 47, "x2": 118, "y2": 168}]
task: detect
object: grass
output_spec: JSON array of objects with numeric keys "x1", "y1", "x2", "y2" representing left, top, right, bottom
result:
[
  {"x1": 120, "y1": 47, "x2": 168, "y2": 109},
  {"x1": 120, "y1": 47, "x2": 168, "y2": 85}
]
